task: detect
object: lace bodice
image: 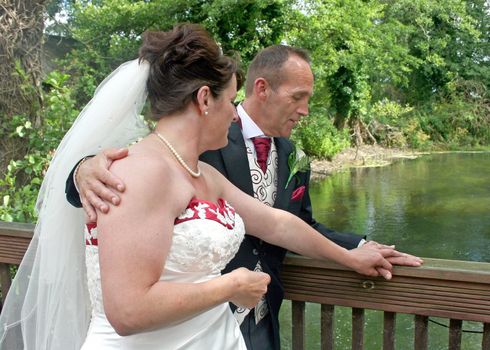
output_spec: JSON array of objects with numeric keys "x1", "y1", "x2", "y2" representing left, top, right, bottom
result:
[
  {"x1": 165, "y1": 198, "x2": 245, "y2": 274},
  {"x1": 85, "y1": 198, "x2": 245, "y2": 315}
]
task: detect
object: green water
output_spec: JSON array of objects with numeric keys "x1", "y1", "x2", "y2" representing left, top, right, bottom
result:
[{"x1": 279, "y1": 152, "x2": 490, "y2": 349}]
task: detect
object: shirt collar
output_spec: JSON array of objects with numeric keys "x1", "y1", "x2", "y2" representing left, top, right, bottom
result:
[{"x1": 236, "y1": 104, "x2": 267, "y2": 140}]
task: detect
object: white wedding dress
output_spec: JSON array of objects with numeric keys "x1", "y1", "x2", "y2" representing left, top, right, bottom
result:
[{"x1": 81, "y1": 198, "x2": 247, "y2": 349}]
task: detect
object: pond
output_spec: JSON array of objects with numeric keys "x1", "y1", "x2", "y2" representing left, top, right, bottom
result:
[{"x1": 279, "y1": 152, "x2": 490, "y2": 349}]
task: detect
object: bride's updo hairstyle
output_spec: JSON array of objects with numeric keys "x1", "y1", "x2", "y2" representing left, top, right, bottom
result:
[{"x1": 139, "y1": 23, "x2": 242, "y2": 120}]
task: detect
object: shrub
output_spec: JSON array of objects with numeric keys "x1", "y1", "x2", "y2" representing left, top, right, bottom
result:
[
  {"x1": 292, "y1": 111, "x2": 351, "y2": 159},
  {"x1": 0, "y1": 71, "x2": 79, "y2": 223}
]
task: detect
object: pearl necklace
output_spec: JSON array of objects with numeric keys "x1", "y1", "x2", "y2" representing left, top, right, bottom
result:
[{"x1": 153, "y1": 131, "x2": 201, "y2": 178}]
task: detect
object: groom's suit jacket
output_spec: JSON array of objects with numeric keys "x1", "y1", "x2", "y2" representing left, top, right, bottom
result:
[
  {"x1": 200, "y1": 122, "x2": 363, "y2": 350},
  {"x1": 65, "y1": 122, "x2": 364, "y2": 350}
]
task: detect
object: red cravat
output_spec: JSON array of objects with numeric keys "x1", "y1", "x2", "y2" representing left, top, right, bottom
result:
[{"x1": 251, "y1": 137, "x2": 271, "y2": 173}]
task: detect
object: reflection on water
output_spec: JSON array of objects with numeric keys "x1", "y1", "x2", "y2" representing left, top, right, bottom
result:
[
  {"x1": 310, "y1": 152, "x2": 490, "y2": 262},
  {"x1": 280, "y1": 152, "x2": 490, "y2": 349}
]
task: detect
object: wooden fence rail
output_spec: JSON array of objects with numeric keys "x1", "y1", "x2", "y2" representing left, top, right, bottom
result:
[
  {"x1": 1, "y1": 221, "x2": 489, "y2": 349},
  {"x1": 281, "y1": 254, "x2": 490, "y2": 350}
]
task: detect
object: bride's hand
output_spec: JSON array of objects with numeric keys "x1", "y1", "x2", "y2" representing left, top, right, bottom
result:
[
  {"x1": 227, "y1": 268, "x2": 270, "y2": 309},
  {"x1": 346, "y1": 247, "x2": 395, "y2": 280}
]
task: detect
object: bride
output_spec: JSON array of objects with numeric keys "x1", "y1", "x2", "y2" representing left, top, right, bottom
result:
[{"x1": 0, "y1": 24, "x2": 396, "y2": 349}]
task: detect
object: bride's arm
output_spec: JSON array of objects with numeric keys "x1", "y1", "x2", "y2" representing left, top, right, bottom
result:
[
  {"x1": 210, "y1": 164, "x2": 395, "y2": 278},
  {"x1": 97, "y1": 153, "x2": 269, "y2": 336}
]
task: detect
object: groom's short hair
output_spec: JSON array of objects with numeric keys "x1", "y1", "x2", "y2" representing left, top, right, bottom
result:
[{"x1": 245, "y1": 45, "x2": 311, "y2": 96}]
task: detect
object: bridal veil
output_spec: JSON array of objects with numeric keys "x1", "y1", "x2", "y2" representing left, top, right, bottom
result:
[{"x1": 0, "y1": 59, "x2": 150, "y2": 349}]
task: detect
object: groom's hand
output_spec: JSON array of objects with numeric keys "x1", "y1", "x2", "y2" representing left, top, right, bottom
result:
[{"x1": 76, "y1": 148, "x2": 129, "y2": 221}]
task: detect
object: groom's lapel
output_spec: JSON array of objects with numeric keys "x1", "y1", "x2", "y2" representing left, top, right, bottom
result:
[
  {"x1": 274, "y1": 137, "x2": 295, "y2": 210},
  {"x1": 221, "y1": 123, "x2": 254, "y2": 196}
]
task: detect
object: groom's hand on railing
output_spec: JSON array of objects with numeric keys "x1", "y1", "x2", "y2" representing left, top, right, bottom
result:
[{"x1": 76, "y1": 148, "x2": 129, "y2": 221}]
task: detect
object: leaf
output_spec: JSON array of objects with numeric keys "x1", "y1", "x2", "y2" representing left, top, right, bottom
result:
[
  {"x1": 0, "y1": 213, "x2": 13, "y2": 222},
  {"x1": 285, "y1": 145, "x2": 310, "y2": 189}
]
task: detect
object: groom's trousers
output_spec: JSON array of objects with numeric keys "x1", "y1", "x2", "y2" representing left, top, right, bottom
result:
[{"x1": 240, "y1": 311, "x2": 274, "y2": 350}]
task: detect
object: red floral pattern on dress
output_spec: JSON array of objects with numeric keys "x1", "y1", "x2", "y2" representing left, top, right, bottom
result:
[
  {"x1": 85, "y1": 198, "x2": 236, "y2": 246},
  {"x1": 175, "y1": 198, "x2": 236, "y2": 229},
  {"x1": 86, "y1": 222, "x2": 98, "y2": 246}
]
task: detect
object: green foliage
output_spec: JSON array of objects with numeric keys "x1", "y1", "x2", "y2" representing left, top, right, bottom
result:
[
  {"x1": 416, "y1": 90, "x2": 490, "y2": 148},
  {"x1": 402, "y1": 118, "x2": 432, "y2": 149},
  {"x1": 371, "y1": 99, "x2": 414, "y2": 126},
  {"x1": 292, "y1": 111, "x2": 351, "y2": 159},
  {"x1": 286, "y1": 0, "x2": 488, "y2": 147},
  {"x1": 201, "y1": 0, "x2": 287, "y2": 63},
  {"x1": 288, "y1": 0, "x2": 417, "y2": 133},
  {"x1": 0, "y1": 71, "x2": 79, "y2": 223},
  {"x1": 368, "y1": 79, "x2": 489, "y2": 149},
  {"x1": 2, "y1": 1, "x2": 487, "y2": 226},
  {"x1": 45, "y1": 0, "x2": 489, "y2": 151},
  {"x1": 382, "y1": 0, "x2": 485, "y2": 103},
  {"x1": 61, "y1": 47, "x2": 112, "y2": 106},
  {"x1": 57, "y1": 0, "x2": 289, "y2": 104},
  {"x1": 368, "y1": 99, "x2": 419, "y2": 148}
]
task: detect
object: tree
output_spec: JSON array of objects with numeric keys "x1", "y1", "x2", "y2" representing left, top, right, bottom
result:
[
  {"x1": 0, "y1": 0, "x2": 50, "y2": 176},
  {"x1": 287, "y1": 0, "x2": 417, "y2": 145},
  {"x1": 201, "y1": 0, "x2": 287, "y2": 63},
  {"x1": 49, "y1": 0, "x2": 289, "y2": 104},
  {"x1": 381, "y1": 0, "x2": 482, "y2": 103}
]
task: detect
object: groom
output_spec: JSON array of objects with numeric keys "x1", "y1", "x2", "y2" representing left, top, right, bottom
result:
[{"x1": 66, "y1": 45, "x2": 421, "y2": 350}]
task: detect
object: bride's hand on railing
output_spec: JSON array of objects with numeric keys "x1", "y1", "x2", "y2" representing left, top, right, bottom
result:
[
  {"x1": 226, "y1": 268, "x2": 271, "y2": 309},
  {"x1": 363, "y1": 241, "x2": 424, "y2": 267},
  {"x1": 346, "y1": 246, "x2": 398, "y2": 280}
]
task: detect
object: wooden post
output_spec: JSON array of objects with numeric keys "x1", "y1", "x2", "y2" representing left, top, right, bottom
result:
[
  {"x1": 352, "y1": 307, "x2": 364, "y2": 350},
  {"x1": 0, "y1": 263, "x2": 12, "y2": 309},
  {"x1": 383, "y1": 311, "x2": 396, "y2": 350},
  {"x1": 448, "y1": 319, "x2": 462, "y2": 350},
  {"x1": 483, "y1": 323, "x2": 490, "y2": 350},
  {"x1": 321, "y1": 304, "x2": 335, "y2": 350},
  {"x1": 414, "y1": 315, "x2": 428, "y2": 350},
  {"x1": 292, "y1": 301, "x2": 305, "y2": 350}
]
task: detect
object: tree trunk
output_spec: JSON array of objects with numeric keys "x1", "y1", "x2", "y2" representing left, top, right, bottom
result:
[
  {"x1": 333, "y1": 112, "x2": 347, "y2": 130},
  {"x1": 0, "y1": 0, "x2": 48, "y2": 175},
  {"x1": 349, "y1": 117, "x2": 377, "y2": 147}
]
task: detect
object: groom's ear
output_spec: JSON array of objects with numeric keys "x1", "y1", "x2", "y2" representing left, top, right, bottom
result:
[{"x1": 254, "y1": 78, "x2": 270, "y2": 101}]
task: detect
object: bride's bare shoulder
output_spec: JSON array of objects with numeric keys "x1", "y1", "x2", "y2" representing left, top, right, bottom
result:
[{"x1": 110, "y1": 143, "x2": 173, "y2": 186}]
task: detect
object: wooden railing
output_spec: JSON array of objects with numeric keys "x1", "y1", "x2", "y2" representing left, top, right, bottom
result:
[
  {"x1": 281, "y1": 255, "x2": 490, "y2": 350},
  {"x1": 0, "y1": 221, "x2": 33, "y2": 304},
  {"x1": 1, "y1": 221, "x2": 489, "y2": 349}
]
